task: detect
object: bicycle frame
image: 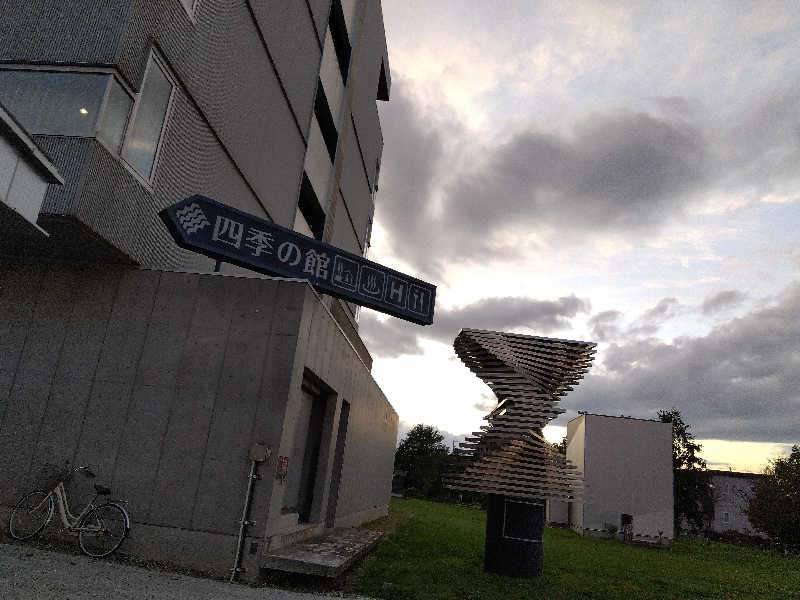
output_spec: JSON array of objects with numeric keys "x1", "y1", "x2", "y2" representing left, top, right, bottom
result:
[
  {"x1": 33, "y1": 480, "x2": 98, "y2": 532},
  {"x1": 53, "y1": 482, "x2": 97, "y2": 530}
]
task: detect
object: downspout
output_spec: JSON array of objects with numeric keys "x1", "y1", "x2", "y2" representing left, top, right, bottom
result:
[{"x1": 230, "y1": 443, "x2": 270, "y2": 583}]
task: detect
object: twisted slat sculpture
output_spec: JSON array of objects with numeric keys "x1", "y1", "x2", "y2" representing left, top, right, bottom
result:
[
  {"x1": 444, "y1": 329, "x2": 596, "y2": 577},
  {"x1": 445, "y1": 329, "x2": 596, "y2": 499}
]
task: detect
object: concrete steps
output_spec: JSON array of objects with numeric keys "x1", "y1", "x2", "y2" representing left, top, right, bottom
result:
[{"x1": 261, "y1": 528, "x2": 383, "y2": 578}]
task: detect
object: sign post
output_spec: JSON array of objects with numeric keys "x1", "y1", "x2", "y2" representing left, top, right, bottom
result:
[{"x1": 160, "y1": 195, "x2": 436, "y2": 325}]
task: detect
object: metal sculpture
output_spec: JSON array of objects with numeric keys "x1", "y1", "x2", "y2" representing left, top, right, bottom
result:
[{"x1": 444, "y1": 329, "x2": 596, "y2": 577}]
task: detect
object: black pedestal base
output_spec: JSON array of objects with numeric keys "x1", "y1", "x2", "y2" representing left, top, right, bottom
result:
[{"x1": 484, "y1": 494, "x2": 544, "y2": 578}]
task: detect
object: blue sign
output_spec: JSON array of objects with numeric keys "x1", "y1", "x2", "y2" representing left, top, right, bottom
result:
[{"x1": 160, "y1": 195, "x2": 436, "y2": 325}]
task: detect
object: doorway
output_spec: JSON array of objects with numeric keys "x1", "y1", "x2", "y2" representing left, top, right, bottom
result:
[
  {"x1": 296, "y1": 385, "x2": 326, "y2": 523},
  {"x1": 282, "y1": 376, "x2": 329, "y2": 523},
  {"x1": 325, "y1": 400, "x2": 350, "y2": 528}
]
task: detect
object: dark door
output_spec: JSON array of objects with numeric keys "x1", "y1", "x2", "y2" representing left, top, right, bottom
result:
[
  {"x1": 325, "y1": 400, "x2": 350, "y2": 527},
  {"x1": 297, "y1": 388, "x2": 326, "y2": 523}
]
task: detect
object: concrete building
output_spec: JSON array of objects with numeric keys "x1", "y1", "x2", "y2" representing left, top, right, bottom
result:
[
  {"x1": 0, "y1": 0, "x2": 398, "y2": 578},
  {"x1": 707, "y1": 470, "x2": 764, "y2": 535},
  {"x1": 549, "y1": 413, "x2": 674, "y2": 542}
]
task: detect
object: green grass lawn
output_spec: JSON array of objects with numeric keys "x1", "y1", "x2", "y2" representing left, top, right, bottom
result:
[{"x1": 350, "y1": 498, "x2": 799, "y2": 600}]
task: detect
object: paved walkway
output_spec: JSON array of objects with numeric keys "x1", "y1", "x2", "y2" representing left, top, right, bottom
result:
[{"x1": 0, "y1": 543, "x2": 371, "y2": 600}]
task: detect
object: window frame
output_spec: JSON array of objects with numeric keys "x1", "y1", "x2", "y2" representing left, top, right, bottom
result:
[
  {"x1": 94, "y1": 76, "x2": 134, "y2": 155},
  {"x1": 119, "y1": 50, "x2": 176, "y2": 187}
]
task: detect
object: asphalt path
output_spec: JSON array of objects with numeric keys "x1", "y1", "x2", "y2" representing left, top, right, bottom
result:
[{"x1": 0, "y1": 542, "x2": 371, "y2": 600}]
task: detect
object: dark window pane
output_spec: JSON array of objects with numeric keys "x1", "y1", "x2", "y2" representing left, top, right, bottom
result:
[
  {"x1": 0, "y1": 70, "x2": 107, "y2": 136},
  {"x1": 122, "y1": 59, "x2": 173, "y2": 179},
  {"x1": 329, "y1": 0, "x2": 351, "y2": 83},
  {"x1": 314, "y1": 80, "x2": 338, "y2": 162},
  {"x1": 97, "y1": 78, "x2": 133, "y2": 153}
]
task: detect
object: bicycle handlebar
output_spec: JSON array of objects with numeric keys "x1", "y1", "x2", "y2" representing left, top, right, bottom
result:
[{"x1": 74, "y1": 465, "x2": 96, "y2": 478}]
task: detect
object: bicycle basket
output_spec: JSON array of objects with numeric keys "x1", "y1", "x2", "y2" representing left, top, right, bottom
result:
[{"x1": 33, "y1": 463, "x2": 65, "y2": 490}]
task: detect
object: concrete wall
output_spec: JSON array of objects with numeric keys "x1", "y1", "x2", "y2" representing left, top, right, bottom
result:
[
  {"x1": 565, "y1": 415, "x2": 586, "y2": 530},
  {"x1": 261, "y1": 282, "x2": 397, "y2": 543},
  {"x1": 577, "y1": 415, "x2": 674, "y2": 540},
  {"x1": 0, "y1": 263, "x2": 397, "y2": 573},
  {"x1": 709, "y1": 472, "x2": 761, "y2": 534},
  {"x1": 0, "y1": 264, "x2": 297, "y2": 527}
]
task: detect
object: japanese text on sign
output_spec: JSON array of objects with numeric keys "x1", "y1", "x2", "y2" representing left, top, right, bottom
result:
[{"x1": 161, "y1": 195, "x2": 436, "y2": 325}]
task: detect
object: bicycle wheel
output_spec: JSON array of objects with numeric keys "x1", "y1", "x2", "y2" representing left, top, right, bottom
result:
[
  {"x1": 8, "y1": 490, "x2": 54, "y2": 540},
  {"x1": 78, "y1": 503, "x2": 130, "y2": 557}
]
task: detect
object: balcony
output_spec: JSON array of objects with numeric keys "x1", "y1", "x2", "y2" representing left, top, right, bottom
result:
[{"x1": 0, "y1": 103, "x2": 63, "y2": 246}]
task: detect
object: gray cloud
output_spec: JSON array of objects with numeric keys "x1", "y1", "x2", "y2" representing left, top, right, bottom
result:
[
  {"x1": 563, "y1": 283, "x2": 800, "y2": 443},
  {"x1": 473, "y1": 392, "x2": 496, "y2": 413},
  {"x1": 721, "y1": 84, "x2": 800, "y2": 193},
  {"x1": 444, "y1": 112, "x2": 709, "y2": 258},
  {"x1": 374, "y1": 82, "x2": 452, "y2": 280},
  {"x1": 702, "y1": 290, "x2": 746, "y2": 314},
  {"x1": 642, "y1": 297, "x2": 680, "y2": 321},
  {"x1": 377, "y1": 103, "x2": 715, "y2": 273},
  {"x1": 360, "y1": 294, "x2": 590, "y2": 358},
  {"x1": 588, "y1": 310, "x2": 623, "y2": 342},
  {"x1": 359, "y1": 314, "x2": 423, "y2": 359},
  {"x1": 376, "y1": 74, "x2": 800, "y2": 278},
  {"x1": 627, "y1": 297, "x2": 681, "y2": 337}
]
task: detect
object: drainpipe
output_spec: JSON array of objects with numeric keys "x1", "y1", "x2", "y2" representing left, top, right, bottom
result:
[{"x1": 230, "y1": 443, "x2": 270, "y2": 583}]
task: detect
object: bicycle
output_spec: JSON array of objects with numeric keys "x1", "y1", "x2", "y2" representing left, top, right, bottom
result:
[{"x1": 8, "y1": 464, "x2": 130, "y2": 557}]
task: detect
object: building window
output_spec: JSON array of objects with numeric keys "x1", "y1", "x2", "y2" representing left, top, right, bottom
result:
[
  {"x1": 314, "y1": 80, "x2": 338, "y2": 163},
  {"x1": 0, "y1": 69, "x2": 132, "y2": 143},
  {"x1": 328, "y1": 0, "x2": 351, "y2": 83},
  {"x1": 97, "y1": 78, "x2": 134, "y2": 152},
  {"x1": 179, "y1": 0, "x2": 199, "y2": 18},
  {"x1": 297, "y1": 172, "x2": 325, "y2": 240},
  {"x1": 723, "y1": 512, "x2": 729, "y2": 523},
  {"x1": 377, "y1": 60, "x2": 390, "y2": 101},
  {"x1": 121, "y1": 55, "x2": 174, "y2": 180}
]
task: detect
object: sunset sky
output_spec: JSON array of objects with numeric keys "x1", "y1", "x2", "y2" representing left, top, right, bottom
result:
[{"x1": 360, "y1": 1, "x2": 800, "y2": 472}]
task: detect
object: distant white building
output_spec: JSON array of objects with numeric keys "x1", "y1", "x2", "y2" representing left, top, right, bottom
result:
[
  {"x1": 708, "y1": 470, "x2": 764, "y2": 534},
  {"x1": 548, "y1": 413, "x2": 674, "y2": 542}
]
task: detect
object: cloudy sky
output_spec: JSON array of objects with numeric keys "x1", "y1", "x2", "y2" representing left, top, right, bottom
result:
[{"x1": 360, "y1": 0, "x2": 800, "y2": 471}]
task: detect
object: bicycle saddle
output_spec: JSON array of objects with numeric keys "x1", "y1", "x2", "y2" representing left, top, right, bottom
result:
[{"x1": 94, "y1": 484, "x2": 111, "y2": 496}]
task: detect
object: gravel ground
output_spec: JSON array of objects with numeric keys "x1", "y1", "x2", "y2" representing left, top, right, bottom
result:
[{"x1": 0, "y1": 542, "x2": 372, "y2": 600}]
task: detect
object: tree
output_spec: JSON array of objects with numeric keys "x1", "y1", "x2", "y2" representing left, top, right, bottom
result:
[
  {"x1": 658, "y1": 409, "x2": 714, "y2": 534},
  {"x1": 746, "y1": 445, "x2": 800, "y2": 550},
  {"x1": 394, "y1": 424, "x2": 450, "y2": 498}
]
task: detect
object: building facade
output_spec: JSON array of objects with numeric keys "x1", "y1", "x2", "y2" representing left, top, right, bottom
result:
[
  {"x1": 549, "y1": 413, "x2": 674, "y2": 542},
  {"x1": 707, "y1": 470, "x2": 763, "y2": 535},
  {"x1": 0, "y1": 0, "x2": 398, "y2": 578}
]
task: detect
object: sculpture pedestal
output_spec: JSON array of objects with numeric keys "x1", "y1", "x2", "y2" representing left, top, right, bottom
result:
[{"x1": 484, "y1": 494, "x2": 544, "y2": 578}]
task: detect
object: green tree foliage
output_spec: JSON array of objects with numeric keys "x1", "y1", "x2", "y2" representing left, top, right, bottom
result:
[
  {"x1": 746, "y1": 445, "x2": 800, "y2": 550},
  {"x1": 394, "y1": 424, "x2": 450, "y2": 499},
  {"x1": 658, "y1": 409, "x2": 714, "y2": 534}
]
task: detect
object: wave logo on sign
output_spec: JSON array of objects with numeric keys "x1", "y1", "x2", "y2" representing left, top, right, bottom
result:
[{"x1": 176, "y1": 202, "x2": 211, "y2": 234}]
